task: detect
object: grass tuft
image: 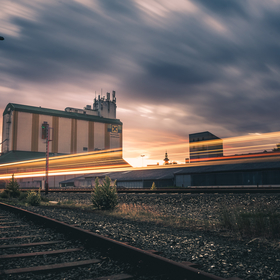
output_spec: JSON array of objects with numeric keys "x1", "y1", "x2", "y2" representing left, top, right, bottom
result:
[{"x1": 219, "y1": 205, "x2": 280, "y2": 238}]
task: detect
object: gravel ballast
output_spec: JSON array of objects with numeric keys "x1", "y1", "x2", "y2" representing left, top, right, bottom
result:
[{"x1": 16, "y1": 193, "x2": 280, "y2": 279}]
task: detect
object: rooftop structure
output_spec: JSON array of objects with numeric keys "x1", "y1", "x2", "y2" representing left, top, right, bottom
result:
[
  {"x1": 189, "y1": 131, "x2": 223, "y2": 162},
  {"x1": 163, "y1": 151, "x2": 170, "y2": 165},
  {"x1": 65, "y1": 91, "x2": 117, "y2": 119}
]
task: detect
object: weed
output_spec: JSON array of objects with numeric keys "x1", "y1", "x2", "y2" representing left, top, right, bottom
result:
[
  {"x1": 18, "y1": 192, "x2": 28, "y2": 201},
  {"x1": 219, "y1": 206, "x2": 280, "y2": 238},
  {"x1": 26, "y1": 190, "x2": 41, "y2": 206},
  {"x1": 40, "y1": 195, "x2": 49, "y2": 202},
  {"x1": 151, "y1": 182, "x2": 157, "y2": 190},
  {"x1": 91, "y1": 176, "x2": 118, "y2": 210},
  {"x1": 0, "y1": 191, "x2": 9, "y2": 199}
]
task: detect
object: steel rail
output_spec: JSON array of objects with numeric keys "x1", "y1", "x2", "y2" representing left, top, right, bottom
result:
[
  {"x1": 0, "y1": 202, "x2": 242, "y2": 280},
  {"x1": 17, "y1": 186, "x2": 280, "y2": 193}
]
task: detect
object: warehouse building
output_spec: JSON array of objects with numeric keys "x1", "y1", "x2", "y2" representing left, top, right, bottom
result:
[
  {"x1": 59, "y1": 154, "x2": 280, "y2": 189},
  {"x1": 175, "y1": 157, "x2": 280, "y2": 187},
  {"x1": 1, "y1": 91, "x2": 122, "y2": 159},
  {"x1": 0, "y1": 91, "x2": 130, "y2": 188},
  {"x1": 59, "y1": 167, "x2": 184, "y2": 189}
]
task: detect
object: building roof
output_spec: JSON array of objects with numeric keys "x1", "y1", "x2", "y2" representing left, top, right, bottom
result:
[
  {"x1": 3, "y1": 103, "x2": 122, "y2": 125},
  {"x1": 189, "y1": 131, "x2": 221, "y2": 141},
  {"x1": 174, "y1": 159, "x2": 280, "y2": 175},
  {"x1": 60, "y1": 156, "x2": 280, "y2": 185},
  {"x1": 0, "y1": 151, "x2": 64, "y2": 164},
  {"x1": 60, "y1": 166, "x2": 185, "y2": 184}
]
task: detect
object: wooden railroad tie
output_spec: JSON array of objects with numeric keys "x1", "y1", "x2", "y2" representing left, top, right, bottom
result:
[
  {"x1": 0, "y1": 248, "x2": 83, "y2": 259},
  {"x1": 0, "y1": 259, "x2": 100, "y2": 275}
]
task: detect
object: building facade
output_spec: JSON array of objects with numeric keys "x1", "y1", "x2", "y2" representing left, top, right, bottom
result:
[
  {"x1": 2, "y1": 91, "x2": 122, "y2": 156},
  {"x1": 189, "y1": 131, "x2": 223, "y2": 162}
]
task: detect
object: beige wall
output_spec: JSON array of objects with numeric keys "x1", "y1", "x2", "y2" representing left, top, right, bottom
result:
[
  {"x1": 77, "y1": 120, "x2": 88, "y2": 153},
  {"x1": 110, "y1": 132, "x2": 121, "y2": 149},
  {"x1": 58, "y1": 117, "x2": 71, "y2": 153},
  {"x1": 94, "y1": 122, "x2": 105, "y2": 150},
  {"x1": 3, "y1": 110, "x2": 122, "y2": 155},
  {"x1": 17, "y1": 112, "x2": 32, "y2": 151}
]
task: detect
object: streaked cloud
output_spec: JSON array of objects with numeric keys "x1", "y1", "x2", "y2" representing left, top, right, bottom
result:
[{"x1": 1, "y1": 0, "x2": 280, "y2": 163}]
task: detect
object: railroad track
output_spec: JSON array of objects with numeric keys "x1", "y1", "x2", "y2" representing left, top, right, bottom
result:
[
  {"x1": 17, "y1": 186, "x2": 280, "y2": 194},
  {"x1": 0, "y1": 202, "x2": 241, "y2": 280},
  {"x1": 0, "y1": 206, "x2": 134, "y2": 280}
]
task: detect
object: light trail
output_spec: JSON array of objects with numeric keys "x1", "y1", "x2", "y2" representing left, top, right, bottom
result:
[
  {"x1": 1, "y1": 131, "x2": 280, "y2": 180},
  {"x1": 125, "y1": 131, "x2": 280, "y2": 165},
  {"x1": 0, "y1": 149, "x2": 130, "y2": 180},
  {"x1": 189, "y1": 131, "x2": 280, "y2": 159}
]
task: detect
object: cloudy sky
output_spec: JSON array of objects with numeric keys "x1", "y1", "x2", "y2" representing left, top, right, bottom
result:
[{"x1": 1, "y1": 0, "x2": 280, "y2": 166}]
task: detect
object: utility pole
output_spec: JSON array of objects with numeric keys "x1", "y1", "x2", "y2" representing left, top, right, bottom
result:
[{"x1": 42, "y1": 122, "x2": 50, "y2": 195}]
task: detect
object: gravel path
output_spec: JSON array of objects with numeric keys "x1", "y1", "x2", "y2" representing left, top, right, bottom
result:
[{"x1": 20, "y1": 193, "x2": 280, "y2": 280}]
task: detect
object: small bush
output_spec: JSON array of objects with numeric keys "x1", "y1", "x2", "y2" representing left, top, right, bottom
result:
[
  {"x1": 5, "y1": 174, "x2": 20, "y2": 198},
  {"x1": 0, "y1": 191, "x2": 9, "y2": 199},
  {"x1": 26, "y1": 190, "x2": 41, "y2": 206},
  {"x1": 91, "y1": 176, "x2": 118, "y2": 210},
  {"x1": 150, "y1": 182, "x2": 157, "y2": 190},
  {"x1": 40, "y1": 195, "x2": 49, "y2": 202},
  {"x1": 18, "y1": 192, "x2": 28, "y2": 201}
]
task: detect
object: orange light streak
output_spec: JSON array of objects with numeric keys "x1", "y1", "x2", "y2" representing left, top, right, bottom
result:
[
  {"x1": 1, "y1": 131, "x2": 280, "y2": 180},
  {"x1": 0, "y1": 149, "x2": 129, "y2": 180}
]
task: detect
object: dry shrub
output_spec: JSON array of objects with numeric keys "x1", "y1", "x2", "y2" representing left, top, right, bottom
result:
[{"x1": 220, "y1": 206, "x2": 280, "y2": 238}]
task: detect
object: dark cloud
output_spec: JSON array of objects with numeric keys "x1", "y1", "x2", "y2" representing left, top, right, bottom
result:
[
  {"x1": 194, "y1": 0, "x2": 248, "y2": 17},
  {"x1": 143, "y1": 60, "x2": 214, "y2": 85},
  {"x1": 98, "y1": 0, "x2": 138, "y2": 16},
  {"x1": 1, "y1": 1, "x2": 142, "y2": 84},
  {"x1": 1, "y1": 0, "x2": 280, "y2": 145}
]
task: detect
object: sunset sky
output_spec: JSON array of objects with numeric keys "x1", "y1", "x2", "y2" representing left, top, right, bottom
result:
[{"x1": 1, "y1": 0, "x2": 280, "y2": 167}]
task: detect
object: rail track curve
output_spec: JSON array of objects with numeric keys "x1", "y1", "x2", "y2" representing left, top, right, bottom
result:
[{"x1": 0, "y1": 202, "x2": 242, "y2": 280}]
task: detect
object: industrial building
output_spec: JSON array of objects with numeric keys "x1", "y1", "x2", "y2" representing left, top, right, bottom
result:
[
  {"x1": 189, "y1": 131, "x2": 223, "y2": 162},
  {"x1": 59, "y1": 154, "x2": 280, "y2": 189},
  {"x1": 0, "y1": 91, "x2": 130, "y2": 188},
  {"x1": 59, "y1": 167, "x2": 182, "y2": 189},
  {"x1": 1, "y1": 91, "x2": 122, "y2": 158},
  {"x1": 175, "y1": 156, "x2": 280, "y2": 187}
]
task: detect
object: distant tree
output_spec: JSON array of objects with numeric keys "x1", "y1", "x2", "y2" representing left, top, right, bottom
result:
[
  {"x1": 273, "y1": 143, "x2": 280, "y2": 152},
  {"x1": 5, "y1": 174, "x2": 20, "y2": 198}
]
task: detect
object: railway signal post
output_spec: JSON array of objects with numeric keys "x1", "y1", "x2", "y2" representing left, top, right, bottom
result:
[{"x1": 42, "y1": 122, "x2": 51, "y2": 195}]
